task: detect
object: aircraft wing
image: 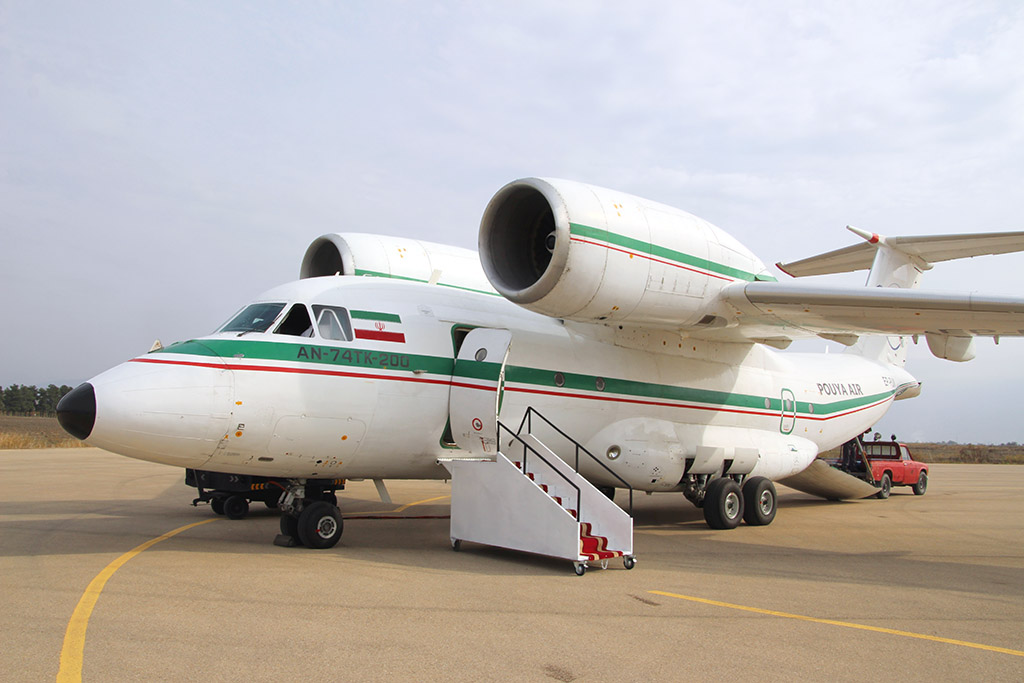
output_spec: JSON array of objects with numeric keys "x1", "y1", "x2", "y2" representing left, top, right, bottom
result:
[{"x1": 719, "y1": 282, "x2": 1024, "y2": 339}]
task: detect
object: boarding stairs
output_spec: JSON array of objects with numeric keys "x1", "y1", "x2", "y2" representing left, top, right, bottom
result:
[{"x1": 439, "y1": 408, "x2": 635, "y2": 575}]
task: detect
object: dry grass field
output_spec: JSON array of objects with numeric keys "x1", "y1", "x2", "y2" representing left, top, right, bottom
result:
[
  {"x1": 0, "y1": 416, "x2": 86, "y2": 449},
  {"x1": 2, "y1": 415, "x2": 1022, "y2": 462}
]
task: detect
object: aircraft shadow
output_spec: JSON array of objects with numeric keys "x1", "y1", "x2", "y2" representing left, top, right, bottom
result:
[{"x1": 2, "y1": 488, "x2": 1019, "y2": 598}]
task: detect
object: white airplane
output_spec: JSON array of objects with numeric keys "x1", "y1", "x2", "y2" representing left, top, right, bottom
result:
[{"x1": 57, "y1": 178, "x2": 1024, "y2": 570}]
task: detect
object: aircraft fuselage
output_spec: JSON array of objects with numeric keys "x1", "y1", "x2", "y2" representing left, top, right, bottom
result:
[{"x1": 75, "y1": 276, "x2": 913, "y2": 492}]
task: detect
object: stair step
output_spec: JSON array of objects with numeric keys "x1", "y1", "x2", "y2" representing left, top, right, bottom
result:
[{"x1": 580, "y1": 522, "x2": 625, "y2": 561}]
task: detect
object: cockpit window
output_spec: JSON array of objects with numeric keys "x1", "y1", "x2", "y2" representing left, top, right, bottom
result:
[
  {"x1": 312, "y1": 305, "x2": 354, "y2": 341},
  {"x1": 219, "y1": 302, "x2": 286, "y2": 334},
  {"x1": 275, "y1": 304, "x2": 314, "y2": 337}
]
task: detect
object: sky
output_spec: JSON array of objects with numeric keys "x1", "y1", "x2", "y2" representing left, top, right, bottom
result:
[{"x1": 1, "y1": 1, "x2": 1022, "y2": 443}]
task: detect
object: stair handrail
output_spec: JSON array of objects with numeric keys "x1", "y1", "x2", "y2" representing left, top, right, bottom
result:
[
  {"x1": 497, "y1": 420, "x2": 582, "y2": 522},
  {"x1": 516, "y1": 406, "x2": 635, "y2": 516}
]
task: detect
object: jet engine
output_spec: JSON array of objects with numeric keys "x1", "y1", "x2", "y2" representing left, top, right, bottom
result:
[
  {"x1": 478, "y1": 178, "x2": 774, "y2": 327},
  {"x1": 300, "y1": 232, "x2": 495, "y2": 295}
]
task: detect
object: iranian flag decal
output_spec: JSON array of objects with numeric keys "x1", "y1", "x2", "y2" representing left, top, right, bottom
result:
[{"x1": 350, "y1": 310, "x2": 406, "y2": 343}]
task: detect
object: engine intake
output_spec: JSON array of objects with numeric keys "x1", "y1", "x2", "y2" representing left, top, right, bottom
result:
[{"x1": 480, "y1": 181, "x2": 564, "y2": 301}]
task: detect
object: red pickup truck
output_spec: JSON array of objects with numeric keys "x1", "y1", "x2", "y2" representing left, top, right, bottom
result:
[{"x1": 832, "y1": 437, "x2": 928, "y2": 498}]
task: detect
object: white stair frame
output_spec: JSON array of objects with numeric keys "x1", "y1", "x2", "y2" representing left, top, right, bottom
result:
[
  {"x1": 440, "y1": 434, "x2": 633, "y2": 564},
  {"x1": 519, "y1": 434, "x2": 632, "y2": 558}
]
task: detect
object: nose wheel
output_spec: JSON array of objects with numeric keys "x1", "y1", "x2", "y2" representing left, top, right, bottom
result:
[{"x1": 274, "y1": 484, "x2": 344, "y2": 549}]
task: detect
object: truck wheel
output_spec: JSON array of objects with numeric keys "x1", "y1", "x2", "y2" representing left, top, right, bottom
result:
[
  {"x1": 912, "y1": 472, "x2": 928, "y2": 496},
  {"x1": 703, "y1": 478, "x2": 744, "y2": 529},
  {"x1": 210, "y1": 497, "x2": 225, "y2": 515},
  {"x1": 876, "y1": 473, "x2": 891, "y2": 500},
  {"x1": 223, "y1": 495, "x2": 249, "y2": 520},
  {"x1": 741, "y1": 477, "x2": 777, "y2": 526}
]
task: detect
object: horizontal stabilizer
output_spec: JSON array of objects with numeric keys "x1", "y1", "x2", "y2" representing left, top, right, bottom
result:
[
  {"x1": 778, "y1": 459, "x2": 879, "y2": 500},
  {"x1": 778, "y1": 229, "x2": 1024, "y2": 278}
]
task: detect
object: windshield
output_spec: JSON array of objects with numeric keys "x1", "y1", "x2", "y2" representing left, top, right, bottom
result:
[{"x1": 219, "y1": 302, "x2": 286, "y2": 334}]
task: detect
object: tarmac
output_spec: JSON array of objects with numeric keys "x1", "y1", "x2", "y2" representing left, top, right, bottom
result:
[{"x1": 1, "y1": 448, "x2": 1022, "y2": 681}]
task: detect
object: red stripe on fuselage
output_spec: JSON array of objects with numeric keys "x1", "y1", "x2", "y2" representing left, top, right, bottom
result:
[{"x1": 130, "y1": 357, "x2": 887, "y2": 423}]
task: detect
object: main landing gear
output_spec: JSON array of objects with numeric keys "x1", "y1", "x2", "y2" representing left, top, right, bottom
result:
[
  {"x1": 274, "y1": 481, "x2": 345, "y2": 549},
  {"x1": 684, "y1": 474, "x2": 778, "y2": 530}
]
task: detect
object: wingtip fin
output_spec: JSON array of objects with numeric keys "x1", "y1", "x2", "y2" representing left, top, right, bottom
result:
[{"x1": 846, "y1": 225, "x2": 881, "y2": 244}]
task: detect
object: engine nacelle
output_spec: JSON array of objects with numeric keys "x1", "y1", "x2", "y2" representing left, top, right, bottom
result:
[
  {"x1": 300, "y1": 233, "x2": 495, "y2": 295},
  {"x1": 479, "y1": 178, "x2": 774, "y2": 327}
]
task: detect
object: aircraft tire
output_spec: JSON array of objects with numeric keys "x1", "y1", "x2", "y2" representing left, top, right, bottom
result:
[
  {"x1": 876, "y1": 473, "x2": 892, "y2": 499},
  {"x1": 297, "y1": 501, "x2": 344, "y2": 549},
  {"x1": 210, "y1": 498, "x2": 225, "y2": 516},
  {"x1": 224, "y1": 495, "x2": 249, "y2": 520},
  {"x1": 913, "y1": 472, "x2": 928, "y2": 496},
  {"x1": 597, "y1": 486, "x2": 615, "y2": 501},
  {"x1": 703, "y1": 478, "x2": 744, "y2": 530},
  {"x1": 741, "y1": 476, "x2": 777, "y2": 526}
]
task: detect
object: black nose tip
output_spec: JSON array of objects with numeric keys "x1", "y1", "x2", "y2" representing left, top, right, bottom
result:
[{"x1": 57, "y1": 383, "x2": 96, "y2": 440}]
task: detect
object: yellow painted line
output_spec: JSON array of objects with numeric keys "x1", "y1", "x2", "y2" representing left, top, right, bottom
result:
[
  {"x1": 345, "y1": 494, "x2": 451, "y2": 516},
  {"x1": 392, "y1": 494, "x2": 450, "y2": 513},
  {"x1": 57, "y1": 519, "x2": 217, "y2": 682},
  {"x1": 649, "y1": 590, "x2": 1024, "y2": 658}
]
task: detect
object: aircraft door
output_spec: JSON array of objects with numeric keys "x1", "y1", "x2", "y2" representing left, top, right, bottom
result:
[
  {"x1": 780, "y1": 388, "x2": 796, "y2": 434},
  {"x1": 448, "y1": 328, "x2": 512, "y2": 455}
]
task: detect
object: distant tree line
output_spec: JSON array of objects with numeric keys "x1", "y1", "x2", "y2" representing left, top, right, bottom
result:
[{"x1": 1, "y1": 384, "x2": 74, "y2": 415}]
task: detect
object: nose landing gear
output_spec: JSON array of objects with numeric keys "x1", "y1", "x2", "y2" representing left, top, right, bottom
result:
[{"x1": 274, "y1": 481, "x2": 345, "y2": 549}]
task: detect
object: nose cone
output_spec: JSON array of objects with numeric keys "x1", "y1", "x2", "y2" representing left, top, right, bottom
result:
[
  {"x1": 56, "y1": 383, "x2": 96, "y2": 440},
  {"x1": 83, "y1": 352, "x2": 235, "y2": 468}
]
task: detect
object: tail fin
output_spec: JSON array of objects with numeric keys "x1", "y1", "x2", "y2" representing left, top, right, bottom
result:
[
  {"x1": 777, "y1": 227, "x2": 1024, "y2": 366},
  {"x1": 846, "y1": 228, "x2": 919, "y2": 366}
]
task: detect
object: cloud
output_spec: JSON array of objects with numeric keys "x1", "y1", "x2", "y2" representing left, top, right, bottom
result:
[{"x1": 1, "y1": 1, "x2": 1022, "y2": 441}]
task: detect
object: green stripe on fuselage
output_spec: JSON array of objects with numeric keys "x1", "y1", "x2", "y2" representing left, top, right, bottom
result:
[
  {"x1": 155, "y1": 338, "x2": 454, "y2": 375},
  {"x1": 153, "y1": 338, "x2": 889, "y2": 418}
]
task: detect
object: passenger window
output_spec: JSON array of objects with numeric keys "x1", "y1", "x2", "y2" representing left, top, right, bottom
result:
[
  {"x1": 219, "y1": 302, "x2": 286, "y2": 334},
  {"x1": 275, "y1": 304, "x2": 314, "y2": 337},
  {"x1": 312, "y1": 305, "x2": 353, "y2": 341}
]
